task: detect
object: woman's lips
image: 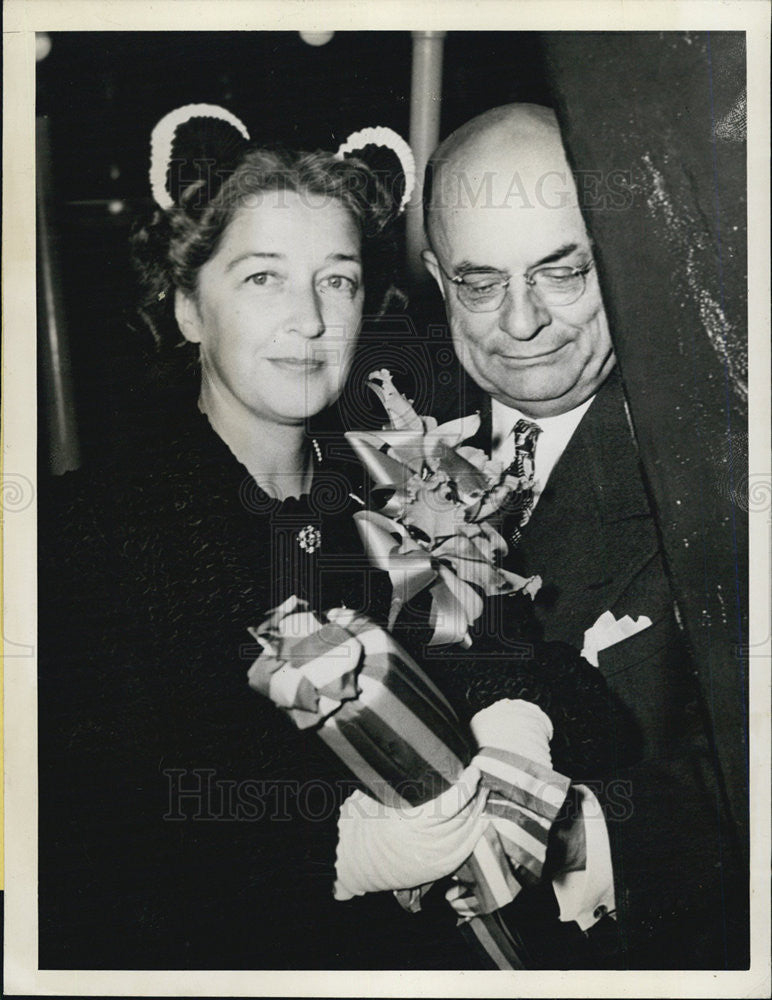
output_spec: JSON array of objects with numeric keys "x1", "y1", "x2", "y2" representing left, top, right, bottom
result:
[{"x1": 267, "y1": 358, "x2": 325, "y2": 372}]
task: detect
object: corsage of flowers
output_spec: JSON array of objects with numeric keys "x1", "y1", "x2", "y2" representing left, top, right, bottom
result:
[{"x1": 344, "y1": 369, "x2": 541, "y2": 648}]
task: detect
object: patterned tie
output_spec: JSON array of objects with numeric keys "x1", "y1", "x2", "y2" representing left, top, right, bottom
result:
[{"x1": 503, "y1": 418, "x2": 541, "y2": 548}]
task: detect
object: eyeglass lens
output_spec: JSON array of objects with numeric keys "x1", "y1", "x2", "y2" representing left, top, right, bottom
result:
[{"x1": 457, "y1": 267, "x2": 588, "y2": 312}]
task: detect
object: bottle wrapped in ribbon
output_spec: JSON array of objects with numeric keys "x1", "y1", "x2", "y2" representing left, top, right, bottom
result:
[{"x1": 247, "y1": 596, "x2": 571, "y2": 918}]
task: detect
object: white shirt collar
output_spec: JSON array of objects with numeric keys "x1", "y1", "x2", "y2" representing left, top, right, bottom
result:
[{"x1": 491, "y1": 395, "x2": 596, "y2": 503}]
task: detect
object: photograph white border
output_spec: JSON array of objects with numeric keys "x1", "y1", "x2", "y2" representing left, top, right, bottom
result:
[{"x1": 3, "y1": 2, "x2": 770, "y2": 996}]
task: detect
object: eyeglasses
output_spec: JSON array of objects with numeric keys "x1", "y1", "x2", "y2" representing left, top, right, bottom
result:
[{"x1": 436, "y1": 259, "x2": 595, "y2": 313}]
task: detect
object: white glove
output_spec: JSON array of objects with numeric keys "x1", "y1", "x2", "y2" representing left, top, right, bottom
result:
[
  {"x1": 469, "y1": 698, "x2": 554, "y2": 765},
  {"x1": 334, "y1": 764, "x2": 488, "y2": 900}
]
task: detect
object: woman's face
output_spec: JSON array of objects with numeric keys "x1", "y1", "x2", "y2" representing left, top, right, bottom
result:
[{"x1": 177, "y1": 190, "x2": 364, "y2": 425}]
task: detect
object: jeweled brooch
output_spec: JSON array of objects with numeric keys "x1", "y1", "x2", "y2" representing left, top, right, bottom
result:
[{"x1": 297, "y1": 524, "x2": 322, "y2": 554}]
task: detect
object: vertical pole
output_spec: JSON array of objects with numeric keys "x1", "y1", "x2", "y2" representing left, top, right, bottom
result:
[
  {"x1": 406, "y1": 31, "x2": 446, "y2": 284},
  {"x1": 36, "y1": 116, "x2": 81, "y2": 475}
]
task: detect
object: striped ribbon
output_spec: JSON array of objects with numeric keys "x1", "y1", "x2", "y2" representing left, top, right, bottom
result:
[{"x1": 449, "y1": 747, "x2": 570, "y2": 918}]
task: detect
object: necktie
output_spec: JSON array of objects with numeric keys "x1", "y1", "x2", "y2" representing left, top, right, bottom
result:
[{"x1": 504, "y1": 418, "x2": 541, "y2": 547}]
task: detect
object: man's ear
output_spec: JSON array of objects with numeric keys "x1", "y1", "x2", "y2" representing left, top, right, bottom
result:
[
  {"x1": 174, "y1": 289, "x2": 203, "y2": 344},
  {"x1": 421, "y1": 249, "x2": 446, "y2": 301}
]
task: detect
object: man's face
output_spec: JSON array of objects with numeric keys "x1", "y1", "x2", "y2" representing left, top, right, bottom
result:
[{"x1": 424, "y1": 174, "x2": 615, "y2": 417}]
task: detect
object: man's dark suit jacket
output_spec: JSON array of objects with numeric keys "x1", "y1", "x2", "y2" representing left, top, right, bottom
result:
[{"x1": 467, "y1": 366, "x2": 748, "y2": 969}]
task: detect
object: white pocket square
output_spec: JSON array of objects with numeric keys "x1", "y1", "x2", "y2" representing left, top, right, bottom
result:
[{"x1": 581, "y1": 610, "x2": 653, "y2": 667}]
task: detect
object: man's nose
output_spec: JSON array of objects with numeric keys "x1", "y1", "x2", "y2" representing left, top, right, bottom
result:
[
  {"x1": 288, "y1": 285, "x2": 325, "y2": 339},
  {"x1": 497, "y1": 280, "x2": 552, "y2": 340}
]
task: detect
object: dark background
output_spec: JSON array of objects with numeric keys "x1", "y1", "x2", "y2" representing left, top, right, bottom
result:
[{"x1": 37, "y1": 30, "x2": 552, "y2": 471}]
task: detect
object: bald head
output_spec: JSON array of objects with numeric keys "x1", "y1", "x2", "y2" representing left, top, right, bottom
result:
[{"x1": 424, "y1": 104, "x2": 577, "y2": 248}]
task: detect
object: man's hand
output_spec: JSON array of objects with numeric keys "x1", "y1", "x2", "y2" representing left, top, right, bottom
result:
[{"x1": 545, "y1": 785, "x2": 588, "y2": 876}]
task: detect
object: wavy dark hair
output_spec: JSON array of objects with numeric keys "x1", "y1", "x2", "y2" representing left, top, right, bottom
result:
[{"x1": 131, "y1": 146, "x2": 405, "y2": 352}]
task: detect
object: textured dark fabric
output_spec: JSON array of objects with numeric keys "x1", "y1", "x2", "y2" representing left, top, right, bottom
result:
[
  {"x1": 543, "y1": 29, "x2": 749, "y2": 879},
  {"x1": 460, "y1": 368, "x2": 748, "y2": 969},
  {"x1": 37, "y1": 403, "x2": 481, "y2": 970},
  {"x1": 394, "y1": 594, "x2": 618, "y2": 786}
]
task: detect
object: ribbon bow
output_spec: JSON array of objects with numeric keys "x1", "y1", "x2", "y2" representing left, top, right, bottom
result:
[
  {"x1": 353, "y1": 508, "x2": 539, "y2": 647},
  {"x1": 247, "y1": 597, "x2": 372, "y2": 728}
]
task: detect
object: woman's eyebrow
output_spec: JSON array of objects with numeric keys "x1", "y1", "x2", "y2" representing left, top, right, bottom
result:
[
  {"x1": 225, "y1": 251, "x2": 361, "y2": 271},
  {"x1": 225, "y1": 251, "x2": 284, "y2": 272}
]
